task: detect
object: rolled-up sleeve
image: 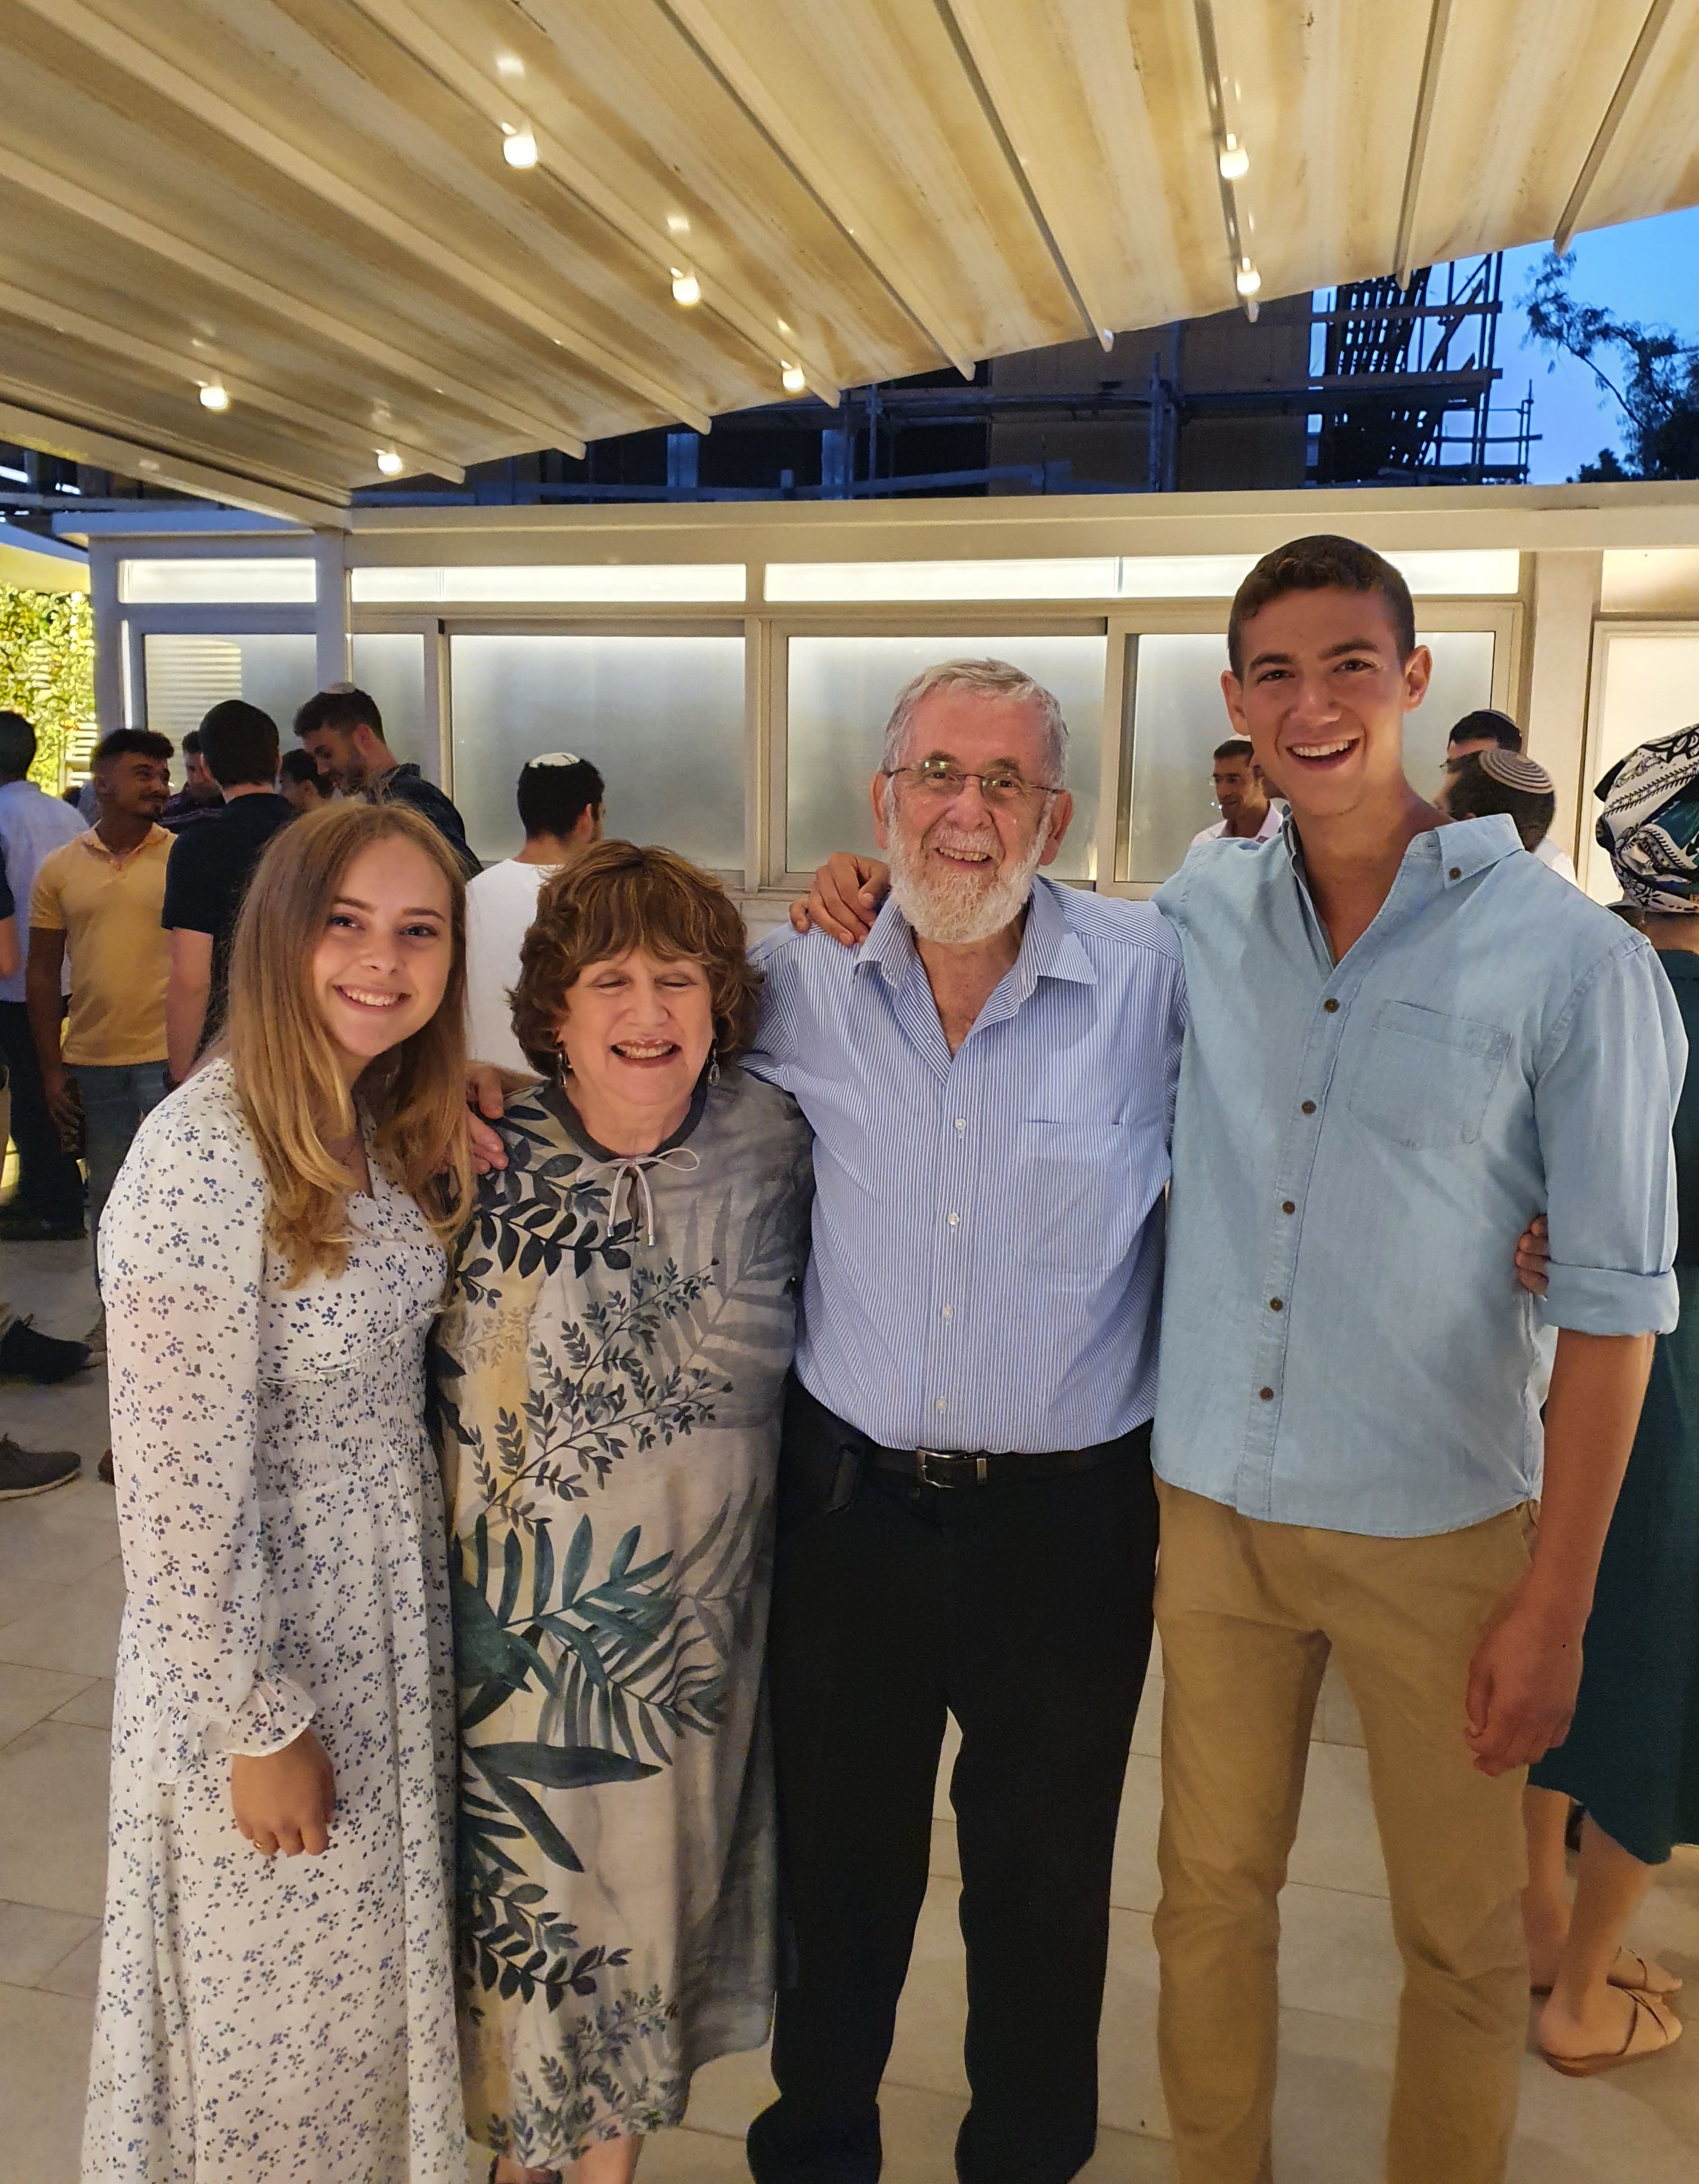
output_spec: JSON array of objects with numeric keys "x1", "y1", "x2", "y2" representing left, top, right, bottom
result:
[{"x1": 1536, "y1": 937, "x2": 1687, "y2": 1335}]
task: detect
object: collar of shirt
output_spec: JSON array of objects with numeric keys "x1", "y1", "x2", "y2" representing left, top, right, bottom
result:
[
  {"x1": 77, "y1": 823, "x2": 172, "y2": 870},
  {"x1": 1153, "y1": 806, "x2": 1682, "y2": 1537}
]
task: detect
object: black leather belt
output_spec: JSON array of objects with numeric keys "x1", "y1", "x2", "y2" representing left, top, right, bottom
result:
[{"x1": 863, "y1": 1440, "x2": 1129, "y2": 1490}]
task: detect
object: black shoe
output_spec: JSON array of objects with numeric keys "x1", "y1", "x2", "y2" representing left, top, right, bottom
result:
[
  {"x1": 0, "y1": 1210, "x2": 87, "y2": 1243},
  {"x1": 0, "y1": 1317, "x2": 92, "y2": 1384},
  {"x1": 0, "y1": 1436, "x2": 81, "y2": 1499},
  {"x1": 97, "y1": 1450, "x2": 115, "y2": 1484}
]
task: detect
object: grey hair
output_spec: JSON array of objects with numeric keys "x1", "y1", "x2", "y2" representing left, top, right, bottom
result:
[{"x1": 881, "y1": 658, "x2": 1068, "y2": 783}]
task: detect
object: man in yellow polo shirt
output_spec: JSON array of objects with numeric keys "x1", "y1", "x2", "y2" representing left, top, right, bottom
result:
[{"x1": 27, "y1": 728, "x2": 174, "y2": 1266}]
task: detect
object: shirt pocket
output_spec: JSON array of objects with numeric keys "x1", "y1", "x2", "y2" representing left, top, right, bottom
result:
[
  {"x1": 1010, "y1": 1117, "x2": 1140, "y2": 1284},
  {"x1": 1347, "y1": 1000, "x2": 1511, "y2": 1151}
]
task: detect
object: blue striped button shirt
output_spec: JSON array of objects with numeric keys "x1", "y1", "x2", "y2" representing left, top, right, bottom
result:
[{"x1": 745, "y1": 877, "x2": 1186, "y2": 1453}]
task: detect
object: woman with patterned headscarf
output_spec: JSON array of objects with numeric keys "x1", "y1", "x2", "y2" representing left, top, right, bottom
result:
[{"x1": 1520, "y1": 726, "x2": 1699, "y2": 2075}]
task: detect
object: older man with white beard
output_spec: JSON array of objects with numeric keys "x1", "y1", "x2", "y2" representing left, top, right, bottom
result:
[{"x1": 740, "y1": 659, "x2": 1184, "y2": 2184}]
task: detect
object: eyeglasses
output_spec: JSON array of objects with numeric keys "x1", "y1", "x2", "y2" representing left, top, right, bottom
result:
[{"x1": 883, "y1": 761, "x2": 1061, "y2": 807}]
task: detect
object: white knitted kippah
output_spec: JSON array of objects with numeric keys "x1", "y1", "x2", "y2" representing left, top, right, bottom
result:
[
  {"x1": 1479, "y1": 748, "x2": 1553, "y2": 796},
  {"x1": 525, "y1": 751, "x2": 583, "y2": 768}
]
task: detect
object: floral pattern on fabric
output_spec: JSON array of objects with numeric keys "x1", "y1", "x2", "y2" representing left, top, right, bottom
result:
[
  {"x1": 433, "y1": 1067, "x2": 812, "y2": 2165},
  {"x1": 83, "y1": 1061, "x2": 465, "y2": 2183}
]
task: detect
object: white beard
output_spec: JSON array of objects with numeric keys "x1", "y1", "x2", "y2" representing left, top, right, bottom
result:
[{"x1": 887, "y1": 811, "x2": 1052, "y2": 944}]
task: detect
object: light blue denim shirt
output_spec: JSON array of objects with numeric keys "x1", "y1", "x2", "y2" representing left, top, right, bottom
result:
[
  {"x1": 745, "y1": 878, "x2": 1184, "y2": 1453},
  {"x1": 1152, "y1": 813, "x2": 1686, "y2": 1538},
  {"x1": 0, "y1": 777, "x2": 82, "y2": 1004}
]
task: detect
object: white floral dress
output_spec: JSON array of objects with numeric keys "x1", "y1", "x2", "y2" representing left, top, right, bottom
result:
[{"x1": 83, "y1": 1062, "x2": 465, "y2": 2183}]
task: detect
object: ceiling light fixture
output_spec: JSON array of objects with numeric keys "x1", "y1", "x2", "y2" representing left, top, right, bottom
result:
[
  {"x1": 502, "y1": 123, "x2": 538, "y2": 169},
  {"x1": 1219, "y1": 133, "x2": 1250, "y2": 180},
  {"x1": 198, "y1": 381, "x2": 230, "y2": 411},
  {"x1": 495, "y1": 53, "x2": 525, "y2": 79},
  {"x1": 670, "y1": 269, "x2": 702, "y2": 308},
  {"x1": 1234, "y1": 258, "x2": 1262, "y2": 297},
  {"x1": 376, "y1": 449, "x2": 405, "y2": 476},
  {"x1": 781, "y1": 362, "x2": 806, "y2": 394},
  {"x1": 666, "y1": 213, "x2": 691, "y2": 237}
]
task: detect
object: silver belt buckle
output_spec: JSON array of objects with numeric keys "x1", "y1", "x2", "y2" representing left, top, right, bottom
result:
[{"x1": 916, "y1": 1447, "x2": 986, "y2": 1488}]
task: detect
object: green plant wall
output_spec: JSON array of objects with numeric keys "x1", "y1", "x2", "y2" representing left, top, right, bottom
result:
[{"x1": 0, "y1": 583, "x2": 97, "y2": 790}]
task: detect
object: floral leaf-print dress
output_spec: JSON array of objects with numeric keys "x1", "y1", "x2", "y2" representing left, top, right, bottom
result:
[
  {"x1": 433, "y1": 1065, "x2": 812, "y2": 2167},
  {"x1": 83, "y1": 1061, "x2": 465, "y2": 2183}
]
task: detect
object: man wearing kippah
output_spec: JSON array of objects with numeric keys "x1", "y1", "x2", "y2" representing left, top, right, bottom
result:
[
  {"x1": 1447, "y1": 709, "x2": 1579, "y2": 883},
  {"x1": 465, "y1": 752, "x2": 605, "y2": 1070}
]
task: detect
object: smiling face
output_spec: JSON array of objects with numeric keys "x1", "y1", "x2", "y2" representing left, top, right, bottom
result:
[
  {"x1": 309, "y1": 836, "x2": 454, "y2": 1080},
  {"x1": 872, "y1": 685, "x2": 1073, "y2": 945},
  {"x1": 98, "y1": 749, "x2": 172, "y2": 825},
  {"x1": 1212, "y1": 751, "x2": 1263, "y2": 825},
  {"x1": 1222, "y1": 587, "x2": 1432, "y2": 825},
  {"x1": 300, "y1": 721, "x2": 382, "y2": 794},
  {"x1": 555, "y1": 948, "x2": 715, "y2": 1141}
]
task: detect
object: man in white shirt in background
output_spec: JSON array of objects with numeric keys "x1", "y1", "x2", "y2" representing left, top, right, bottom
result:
[
  {"x1": 1446, "y1": 709, "x2": 1579, "y2": 885},
  {"x1": 465, "y1": 751, "x2": 604, "y2": 1069},
  {"x1": 1191, "y1": 736, "x2": 1283, "y2": 847}
]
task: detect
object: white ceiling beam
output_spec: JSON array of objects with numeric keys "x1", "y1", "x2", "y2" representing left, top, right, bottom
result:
[
  {"x1": 16, "y1": 0, "x2": 711, "y2": 434},
  {"x1": 1554, "y1": 0, "x2": 1682, "y2": 254},
  {"x1": 1393, "y1": 0, "x2": 1455, "y2": 288},
  {"x1": 0, "y1": 281, "x2": 465, "y2": 483},
  {"x1": 931, "y1": 0, "x2": 1112, "y2": 351},
  {"x1": 352, "y1": 0, "x2": 840, "y2": 405},
  {"x1": 656, "y1": 0, "x2": 981, "y2": 379},
  {"x1": 0, "y1": 396, "x2": 352, "y2": 529},
  {"x1": 0, "y1": 143, "x2": 585, "y2": 456}
]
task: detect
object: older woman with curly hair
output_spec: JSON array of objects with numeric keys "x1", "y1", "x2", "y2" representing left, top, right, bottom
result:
[{"x1": 433, "y1": 841, "x2": 813, "y2": 2183}]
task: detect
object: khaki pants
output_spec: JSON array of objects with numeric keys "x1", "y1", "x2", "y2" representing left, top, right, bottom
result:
[{"x1": 1152, "y1": 1482, "x2": 1534, "y2": 2184}]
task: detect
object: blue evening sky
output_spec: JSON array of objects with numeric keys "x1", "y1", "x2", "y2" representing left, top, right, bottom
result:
[{"x1": 1490, "y1": 206, "x2": 1699, "y2": 481}]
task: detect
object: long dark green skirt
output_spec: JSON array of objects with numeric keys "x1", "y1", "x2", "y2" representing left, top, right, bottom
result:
[{"x1": 1529, "y1": 1264, "x2": 1699, "y2": 1864}]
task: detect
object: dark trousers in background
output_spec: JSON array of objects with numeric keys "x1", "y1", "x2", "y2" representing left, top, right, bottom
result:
[
  {"x1": 747, "y1": 1378, "x2": 1158, "y2": 2184},
  {"x1": 0, "y1": 999, "x2": 84, "y2": 1225}
]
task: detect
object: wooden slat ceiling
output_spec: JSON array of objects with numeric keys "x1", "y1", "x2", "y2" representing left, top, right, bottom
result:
[{"x1": 0, "y1": 0, "x2": 1694, "y2": 526}]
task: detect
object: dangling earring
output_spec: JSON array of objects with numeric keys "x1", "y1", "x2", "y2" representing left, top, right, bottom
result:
[
  {"x1": 555, "y1": 1044, "x2": 570, "y2": 1085},
  {"x1": 706, "y1": 1041, "x2": 720, "y2": 1086}
]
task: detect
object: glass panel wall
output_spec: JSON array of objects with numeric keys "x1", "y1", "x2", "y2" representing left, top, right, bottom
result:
[
  {"x1": 448, "y1": 633, "x2": 745, "y2": 869},
  {"x1": 1121, "y1": 628, "x2": 1496, "y2": 887},
  {"x1": 142, "y1": 633, "x2": 317, "y2": 744},
  {"x1": 351, "y1": 634, "x2": 433, "y2": 777},
  {"x1": 786, "y1": 633, "x2": 1104, "y2": 879}
]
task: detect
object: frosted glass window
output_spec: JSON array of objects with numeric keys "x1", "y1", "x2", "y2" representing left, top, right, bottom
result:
[
  {"x1": 353, "y1": 564, "x2": 745, "y2": 604},
  {"x1": 786, "y1": 635, "x2": 1104, "y2": 880},
  {"x1": 766, "y1": 550, "x2": 1518, "y2": 604},
  {"x1": 121, "y1": 558, "x2": 315, "y2": 604},
  {"x1": 143, "y1": 633, "x2": 317, "y2": 745},
  {"x1": 1123, "y1": 628, "x2": 1495, "y2": 886},
  {"x1": 1582, "y1": 629, "x2": 1699, "y2": 901},
  {"x1": 449, "y1": 634, "x2": 744, "y2": 869},
  {"x1": 351, "y1": 634, "x2": 434, "y2": 778}
]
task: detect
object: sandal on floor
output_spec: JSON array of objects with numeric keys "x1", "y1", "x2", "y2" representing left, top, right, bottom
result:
[
  {"x1": 1539, "y1": 1990, "x2": 1683, "y2": 2077},
  {"x1": 1530, "y1": 1945, "x2": 1684, "y2": 1999}
]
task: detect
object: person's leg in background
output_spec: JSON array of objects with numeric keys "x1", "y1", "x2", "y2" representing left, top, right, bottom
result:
[
  {"x1": 748, "y1": 1395, "x2": 951, "y2": 2184},
  {"x1": 0, "y1": 1291, "x2": 85, "y2": 1497},
  {"x1": 947, "y1": 1432, "x2": 1157, "y2": 2184},
  {"x1": 1151, "y1": 1483, "x2": 1329, "y2": 2184},
  {"x1": 0, "y1": 997, "x2": 84, "y2": 1235},
  {"x1": 72, "y1": 1061, "x2": 167, "y2": 1276},
  {"x1": 1325, "y1": 1508, "x2": 1533, "y2": 2184}
]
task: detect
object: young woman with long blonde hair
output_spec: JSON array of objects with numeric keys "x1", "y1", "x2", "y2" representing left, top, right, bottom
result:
[{"x1": 82, "y1": 801, "x2": 540, "y2": 2183}]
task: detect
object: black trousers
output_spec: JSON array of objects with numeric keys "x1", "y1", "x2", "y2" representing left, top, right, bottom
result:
[
  {"x1": 748, "y1": 1378, "x2": 1158, "y2": 2184},
  {"x1": 0, "y1": 999, "x2": 83, "y2": 1223}
]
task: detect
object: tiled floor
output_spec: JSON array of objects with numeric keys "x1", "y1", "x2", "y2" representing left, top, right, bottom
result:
[{"x1": 3, "y1": 1235, "x2": 1697, "y2": 2182}]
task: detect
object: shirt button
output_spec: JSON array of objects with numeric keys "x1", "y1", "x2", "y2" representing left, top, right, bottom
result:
[
  {"x1": 941, "y1": 1305, "x2": 953, "y2": 1319},
  {"x1": 1270, "y1": 1297, "x2": 1284, "y2": 1311},
  {"x1": 935, "y1": 1397, "x2": 946, "y2": 1411},
  {"x1": 955, "y1": 1118, "x2": 967, "y2": 1131},
  {"x1": 1259, "y1": 1386, "x2": 1275, "y2": 1401},
  {"x1": 1448, "y1": 866, "x2": 1462, "y2": 880},
  {"x1": 1301, "y1": 1100, "x2": 1316, "y2": 1115},
  {"x1": 1282, "y1": 1200, "x2": 1295, "y2": 1215},
  {"x1": 947, "y1": 1212, "x2": 960, "y2": 1227},
  {"x1": 1323, "y1": 998, "x2": 1339, "y2": 1014}
]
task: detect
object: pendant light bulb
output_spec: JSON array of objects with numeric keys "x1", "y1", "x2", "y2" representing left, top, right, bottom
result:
[
  {"x1": 198, "y1": 381, "x2": 230, "y2": 411},
  {"x1": 780, "y1": 362, "x2": 806, "y2": 394},
  {"x1": 1235, "y1": 259, "x2": 1262, "y2": 297},
  {"x1": 502, "y1": 124, "x2": 538, "y2": 169},
  {"x1": 1219, "y1": 135, "x2": 1250, "y2": 181},
  {"x1": 671, "y1": 269, "x2": 702, "y2": 308},
  {"x1": 376, "y1": 448, "x2": 405, "y2": 477}
]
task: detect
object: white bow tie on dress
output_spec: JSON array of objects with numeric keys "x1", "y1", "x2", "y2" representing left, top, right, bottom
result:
[{"x1": 587, "y1": 1145, "x2": 702, "y2": 1245}]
